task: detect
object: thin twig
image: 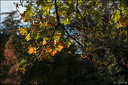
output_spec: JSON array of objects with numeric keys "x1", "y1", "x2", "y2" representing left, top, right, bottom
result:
[{"x1": 59, "y1": 24, "x2": 84, "y2": 48}]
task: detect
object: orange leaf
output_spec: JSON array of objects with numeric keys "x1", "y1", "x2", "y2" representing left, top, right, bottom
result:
[{"x1": 50, "y1": 50, "x2": 57, "y2": 56}]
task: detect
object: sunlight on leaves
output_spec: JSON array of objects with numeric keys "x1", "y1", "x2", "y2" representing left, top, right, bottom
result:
[
  {"x1": 18, "y1": 27, "x2": 27, "y2": 35},
  {"x1": 25, "y1": 33, "x2": 31, "y2": 41},
  {"x1": 28, "y1": 45, "x2": 36, "y2": 54},
  {"x1": 42, "y1": 38, "x2": 47, "y2": 45}
]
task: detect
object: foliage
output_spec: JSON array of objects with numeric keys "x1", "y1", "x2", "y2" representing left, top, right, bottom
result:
[
  {"x1": 15, "y1": 0, "x2": 128, "y2": 84},
  {"x1": 0, "y1": 38, "x2": 19, "y2": 84},
  {"x1": 0, "y1": 0, "x2": 128, "y2": 84}
]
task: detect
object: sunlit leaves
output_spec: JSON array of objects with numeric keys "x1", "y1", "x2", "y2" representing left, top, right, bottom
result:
[
  {"x1": 57, "y1": 45, "x2": 63, "y2": 52},
  {"x1": 25, "y1": 33, "x2": 31, "y2": 41},
  {"x1": 42, "y1": 38, "x2": 47, "y2": 45},
  {"x1": 40, "y1": 1, "x2": 53, "y2": 17},
  {"x1": 35, "y1": 33, "x2": 40, "y2": 40},
  {"x1": 17, "y1": 0, "x2": 128, "y2": 64},
  {"x1": 50, "y1": 49, "x2": 57, "y2": 56},
  {"x1": 28, "y1": 45, "x2": 36, "y2": 54},
  {"x1": 53, "y1": 33, "x2": 61, "y2": 43},
  {"x1": 81, "y1": 10, "x2": 88, "y2": 17},
  {"x1": 62, "y1": 18, "x2": 71, "y2": 25},
  {"x1": 112, "y1": 10, "x2": 120, "y2": 21},
  {"x1": 39, "y1": 21, "x2": 45, "y2": 28},
  {"x1": 119, "y1": 1, "x2": 125, "y2": 11},
  {"x1": 25, "y1": 4, "x2": 32, "y2": 19},
  {"x1": 53, "y1": 33, "x2": 61, "y2": 38},
  {"x1": 122, "y1": 7, "x2": 128, "y2": 16},
  {"x1": 18, "y1": 27, "x2": 27, "y2": 35},
  {"x1": 65, "y1": 39, "x2": 71, "y2": 48}
]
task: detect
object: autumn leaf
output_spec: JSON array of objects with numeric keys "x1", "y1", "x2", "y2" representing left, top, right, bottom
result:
[
  {"x1": 25, "y1": 33, "x2": 31, "y2": 41},
  {"x1": 119, "y1": 20, "x2": 128, "y2": 28},
  {"x1": 28, "y1": 45, "x2": 36, "y2": 54},
  {"x1": 42, "y1": 38, "x2": 47, "y2": 45},
  {"x1": 57, "y1": 40, "x2": 65, "y2": 47},
  {"x1": 119, "y1": 16, "x2": 128, "y2": 28},
  {"x1": 49, "y1": 49, "x2": 52, "y2": 53},
  {"x1": 57, "y1": 45, "x2": 63, "y2": 52},
  {"x1": 53, "y1": 33, "x2": 61, "y2": 38},
  {"x1": 50, "y1": 49, "x2": 57, "y2": 56},
  {"x1": 50, "y1": 50, "x2": 57, "y2": 56},
  {"x1": 18, "y1": 27, "x2": 27, "y2": 35}
]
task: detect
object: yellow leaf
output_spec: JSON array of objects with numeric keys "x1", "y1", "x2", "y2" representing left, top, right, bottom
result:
[
  {"x1": 42, "y1": 38, "x2": 47, "y2": 45},
  {"x1": 57, "y1": 45, "x2": 63, "y2": 52},
  {"x1": 53, "y1": 33, "x2": 61, "y2": 38},
  {"x1": 28, "y1": 45, "x2": 36, "y2": 54},
  {"x1": 18, "y1": 27, "x2": 27, "y2": 35},
  {"x1": 25, "y1": 33, "x2": 31, "y2": 41}
]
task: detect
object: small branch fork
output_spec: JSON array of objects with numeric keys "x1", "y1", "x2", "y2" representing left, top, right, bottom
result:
[
  {"x1": 37, "y1": 0, "x2": 84, "y2": 59},
  {"x1": 55, "y1": 0, "x2": 84, "y2": 48}
]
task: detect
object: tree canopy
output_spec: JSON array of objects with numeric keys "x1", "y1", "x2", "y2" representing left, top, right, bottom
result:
[{"x1": 0, "y1": 0, "x2": 128, "y2": 84}]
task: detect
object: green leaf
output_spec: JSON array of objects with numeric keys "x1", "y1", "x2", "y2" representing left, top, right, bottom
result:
[
  {"x1": 43, "y1": 10, "x2": 49, "y2": 16},
  {"x1": 25, "y1": 4, "x2": 32, "y2": 18},
  {"x1": 62, "y1": 18, "x2": 71, "y2": 25},
  {"x1": 112, "y1": 10, "x2": 120, "y2": 21},
  {"x1": 65, "y1": 39, "x2": 71, "y2": 48},
  {"x1": 81, "y1": 10, "x2": 88, "y2": 17},
  {"x1": 122, "y1": 7, "x2": 128, "y2": 16},
  {"x1": 35, "y1": 33, "x2": 40, "y2": 40},
  {"x1": 39, "y1": 21, "x2": 43, "y2": 28}
]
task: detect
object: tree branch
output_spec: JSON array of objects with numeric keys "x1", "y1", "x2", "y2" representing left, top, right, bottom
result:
[
  {"x1": 36, "y1": 0, "x2": 60, "y2": 59},
  {"x1": 59, "y1": 24, "x2": 84, "y2": 48},
  {"x1": 55, "y1": 0, "x2": 84, "y2": 48},
  {"x1": 55, "y1": 0, "x2": 60, "y2": 24}
]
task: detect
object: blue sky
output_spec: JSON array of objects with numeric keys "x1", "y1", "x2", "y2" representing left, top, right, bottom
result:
[{"x1": 1, "y1": 0, "x2": 26, "y2": 22}]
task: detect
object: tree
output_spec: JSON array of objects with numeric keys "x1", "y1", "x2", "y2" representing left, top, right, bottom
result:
[
  {"x1": 7, "y1": 0, "x2": 128, "y2": 84},
  {"x1": 0, "y1": 38, "x2": 19, "y2": 84},
  {"x1": 0, "y1": 11, "x2": 29, "y2": 84}
]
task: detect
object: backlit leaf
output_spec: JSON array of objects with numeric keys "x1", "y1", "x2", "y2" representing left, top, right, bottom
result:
[
  {"x1": 57, "y1": 45, "x2": 63, "y2": 52},
  {"x1": 25, "y1": 33, "x2": 31, "y2": 41},
  {"x1": 35, "y1": 33, "x2": 40, "y2": 40},
  {"x1": 112, "y1": 10, "x2": 120, "y2": 21},
  {"x1": 50, "y1": 49, "x2": 57, "y2": 56},
  {"x1": 42, "y1": 38, "x2": 47, "y2": 45},
  {"x1": 28, "y1": 45, "x2": 36, "y2": 54},
  {"x1": 18, "y1": 27, "x2": 27, "y2": 35},
  {"x1": 65, "y1": 39, "x2": 71, "y2": 48}
]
